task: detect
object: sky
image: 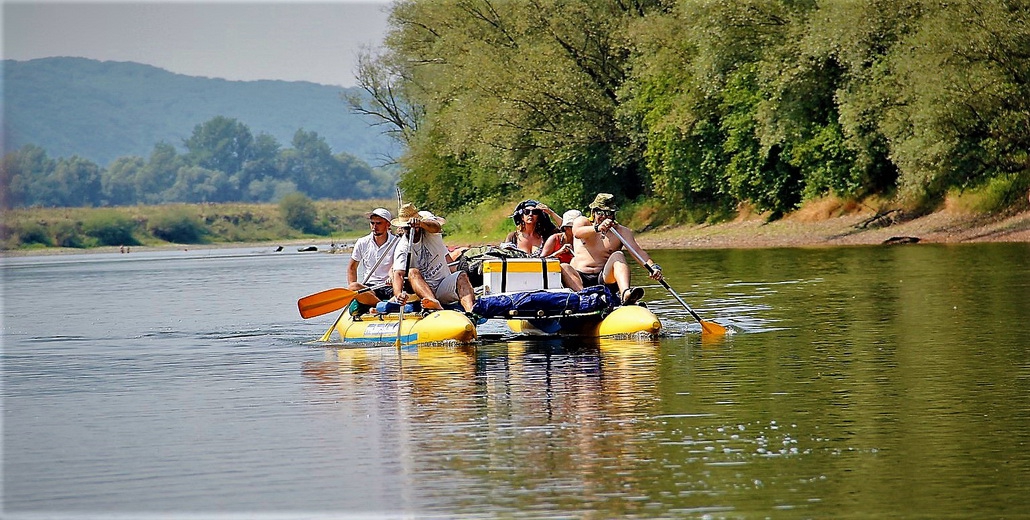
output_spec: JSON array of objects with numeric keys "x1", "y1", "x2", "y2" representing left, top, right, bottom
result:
[{"x1": 2, "y1": 0, "x2": 394, "y2": 87}]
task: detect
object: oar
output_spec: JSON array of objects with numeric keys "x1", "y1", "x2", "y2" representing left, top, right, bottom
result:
[
  {"x1": 298, "y1": 284, "x2": 387, "y2": 319},
  {"x1": 319, "y1": 235, "x2": 399, "y2": 341},
  {"x1": 396, "y1": 226, "x2": 414, "y2": 348},
  {"x1": 609, "y1": 227, "x2": 727, "y2": 335}
]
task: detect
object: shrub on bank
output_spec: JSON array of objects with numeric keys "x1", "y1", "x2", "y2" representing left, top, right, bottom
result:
[
  {"x1": 81, "y1": 211, "x2": 139, "y2": 246},
  {"x1": 149, "y1": 208, "x2": 207, "y2": 243}
]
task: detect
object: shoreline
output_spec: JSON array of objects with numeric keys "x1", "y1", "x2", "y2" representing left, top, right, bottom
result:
[{"x1": 3, "y1": 207, "x2": 1028, "y2": 258}]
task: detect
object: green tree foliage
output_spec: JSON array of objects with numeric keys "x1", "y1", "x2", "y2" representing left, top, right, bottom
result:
[
  {"x1": 184, "y1": 116, "x2": 254, "y2": 176},
  {"x1": 2, "y1": 117, "x2": 396, "y2": 209},
  {"x1": 362, "y1": 0, "x2": 1029, "y2": 218}
]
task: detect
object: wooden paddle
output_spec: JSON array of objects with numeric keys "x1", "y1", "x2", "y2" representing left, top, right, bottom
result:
[{"x1": 609, "y1": 227, "x2": 728, "y2": 335}]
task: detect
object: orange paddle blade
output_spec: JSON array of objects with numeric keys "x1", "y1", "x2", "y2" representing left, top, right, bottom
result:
[
  {"x1": 699, "y1": 320, "x2": 728, "y2": 335},
  {"x1": 298, "y1": 288, "x2": 357, "y2": 319}
]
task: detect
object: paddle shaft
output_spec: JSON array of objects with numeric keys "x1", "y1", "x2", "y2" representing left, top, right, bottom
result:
[
  {"x1": 396, "y1": 226, "x2": 414, "y2": 347},
  {"x1": 609, "y1": 227, "x2": 726, "y2": 334}
]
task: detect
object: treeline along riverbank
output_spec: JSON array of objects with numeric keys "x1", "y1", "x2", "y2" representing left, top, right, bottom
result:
[{"x1": 3, "y1": 195, "x2": 1028, "y2": 256}]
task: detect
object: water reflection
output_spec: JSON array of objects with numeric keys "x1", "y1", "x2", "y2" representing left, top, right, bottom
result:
[{"x1": 301, "y1": 337, "x2": 666, "y2": 514}]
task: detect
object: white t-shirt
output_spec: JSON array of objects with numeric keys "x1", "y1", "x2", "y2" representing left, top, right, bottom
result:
[
  {"x1": 393, "y1": 230, "x2": 450, "y2": 291},
  {"x1": 351, "y1": 233, "x2": 398, "y2": 285}
]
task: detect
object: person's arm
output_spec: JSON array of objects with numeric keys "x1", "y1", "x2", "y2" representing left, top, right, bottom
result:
[
  {"x1": 571, "y1": 216, "x2": 597, "y2": 241},
  {"x1": 415, "y1": 216, "x2": 443, "y2": 234},
  {"x1": 347, "y1": 257, "x2": 360, "y2": 285},
  {"x1": 537, "y1": 203, "x2": 561, "y2": 226},
  {"x1": 614, "y1": 224, "x2": 663, "y2": 281},
  {"x1": 540, "y1": 234, "x2": 559, "y2": 257}
]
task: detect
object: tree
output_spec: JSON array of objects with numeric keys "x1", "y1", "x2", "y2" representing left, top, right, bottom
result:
[
  {"x1": 50, "y1": 156, "x2": 102, "y2": 207},
  {"x1": 103, "y1": 156, "x2": 146, "y2": 205},
  {"x1": 138, "y1": 143, "x2": 182, "y2": 204},
  {"x1": 183, "y1": 116, "x2": 254, "y2": 178}
]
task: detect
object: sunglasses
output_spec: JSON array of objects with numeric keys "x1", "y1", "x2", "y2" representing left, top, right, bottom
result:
[{"x1": 594, "y1": 209, "x2": 616, "y2": 218}]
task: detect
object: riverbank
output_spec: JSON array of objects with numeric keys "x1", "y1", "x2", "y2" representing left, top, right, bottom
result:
[
  {"x1": 5, "y1": 204, "x2": 1028, "y2": 258},
  {"x1": 638, "y1": 204, "x2": 1030, "y2": 249}
]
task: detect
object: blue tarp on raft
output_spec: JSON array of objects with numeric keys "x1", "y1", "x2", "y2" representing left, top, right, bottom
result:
[{"x1": 471, "y1": 285, "x2": 613, "y2": 319}]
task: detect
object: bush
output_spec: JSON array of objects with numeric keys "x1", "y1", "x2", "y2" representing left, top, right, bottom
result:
[
  {"x1": 18, "y1": 221, "x2": 53, "y2": 246},
  {"x1": 279, "y1": 192, "x2": 322, "y2": 233},
  {"x1": 81, "y1": 211, "x2": 138, "y2": 246},
  {"x1": 149, "y1": 208, "x2": 207, "y2": 243},
  {"x1": 52, "y1": 220, "x2": 85, "y2": 248}
]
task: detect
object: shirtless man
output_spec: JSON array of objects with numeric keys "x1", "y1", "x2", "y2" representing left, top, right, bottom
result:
[{"x1": 563, "y1": 193, "x2": 663, "y2": 305}]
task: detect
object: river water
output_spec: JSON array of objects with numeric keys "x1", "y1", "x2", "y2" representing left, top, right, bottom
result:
[{"x1": 3, "y1": 242, "x2": 1028, "y2": 518}]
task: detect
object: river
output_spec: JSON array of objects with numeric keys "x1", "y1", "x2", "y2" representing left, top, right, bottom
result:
[{"x1": 3, "y1": 242, "x2": 1028, "y2": 518}]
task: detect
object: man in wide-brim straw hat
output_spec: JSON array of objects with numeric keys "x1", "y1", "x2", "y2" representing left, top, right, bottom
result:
[
  {"x1": 390, "y1": 203, "x2": 476, "y2": 313},
  {"x1": 564, "y1": 193, "x2": 663, "y2": 306}
]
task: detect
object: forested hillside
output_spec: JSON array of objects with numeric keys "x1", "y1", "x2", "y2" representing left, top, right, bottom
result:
[
  {"x1": 1, "y1": 58, "x2": 404, "y2": 209},
  {"x1": 353, "y1": 0, "x2": 1029, "y2": 220},
  {"x1": 2, "y1": 57, "x2": 399, "y2": 167}
]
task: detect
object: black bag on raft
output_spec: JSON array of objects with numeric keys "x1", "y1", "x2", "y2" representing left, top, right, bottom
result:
[{"x1": 471, "y1": 285, "x2": 613, "y2": 319}]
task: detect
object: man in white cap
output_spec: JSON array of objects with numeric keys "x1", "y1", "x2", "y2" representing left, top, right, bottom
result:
[
  {"x1": 390, "y1": 203, "x2": 476, "y2": 313},
  {"x1": 347, "y1": 207, "x2": 398, "y2": 314}
]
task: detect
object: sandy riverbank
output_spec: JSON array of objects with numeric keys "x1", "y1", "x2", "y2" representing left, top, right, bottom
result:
[
  {"x1": 4, "y1": 205, "x2": 1028, "y2": 258},
  {"x1": 638, "y1": 205, "x2": 1030, "y2": 250}
]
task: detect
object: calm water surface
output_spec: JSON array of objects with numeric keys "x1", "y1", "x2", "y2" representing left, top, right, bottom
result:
[{"x1": 3, "y1": 242, "x2": 1028, "y2": 518}]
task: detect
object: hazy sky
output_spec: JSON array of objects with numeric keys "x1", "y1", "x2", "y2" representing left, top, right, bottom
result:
[{"x1": 2, "y1": 0, "x2": 394, "y2": 87}]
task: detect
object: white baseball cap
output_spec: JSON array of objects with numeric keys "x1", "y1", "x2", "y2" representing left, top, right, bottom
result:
[{"x1": 367, "y1": 208, "x2": 392, "y2": 221}]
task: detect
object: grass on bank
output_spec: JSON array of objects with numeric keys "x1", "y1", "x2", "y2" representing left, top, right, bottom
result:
[{"x1": 3, "y1": 175, "x2": 1028, "y2": 252}]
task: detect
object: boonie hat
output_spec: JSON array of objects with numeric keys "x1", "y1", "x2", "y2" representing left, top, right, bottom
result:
[
  {"x1": 588, "y1": 193, "x2": 618, "y2": 211},
  {"x1": 560, "y1": 209, "x2": 582, "y2": 228}
]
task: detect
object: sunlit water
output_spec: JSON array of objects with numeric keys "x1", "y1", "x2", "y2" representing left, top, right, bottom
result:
[{"x1": 3, "y1": 243, "x2": 1028, "y2": 518}]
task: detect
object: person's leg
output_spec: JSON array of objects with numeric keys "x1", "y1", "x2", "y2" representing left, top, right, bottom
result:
[
  {"x1": 432, "y1": 271, "x2": 475, "y2": 312},
  {"x1": 348, "y1": 282, "x2": 380, "y2": 305},
  {"x1": 560, "y1": 264, "x2": 583, "y2": 291},
  {"x1": 602, "y1": 251, "x2": 631, "y2": 295},
  {"x1": 407, "y1": 268, "x2": 438, "y2": 306},
  {"x1": 603, "y1": 251, "x2": 642, "y2": 304}
]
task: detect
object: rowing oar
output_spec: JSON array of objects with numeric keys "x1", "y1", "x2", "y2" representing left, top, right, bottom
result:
[
  {"x1": 298, "y1": 284, "x2": 388, "y2": 319},
  {"x1": 395, "y1": 225, "x2": 414, "y2": 348},
  {"x1": 609, "y1": 227, "x2": 727, "y2": 335}
]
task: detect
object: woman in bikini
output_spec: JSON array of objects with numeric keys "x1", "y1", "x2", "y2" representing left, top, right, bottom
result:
[{"x1": 502, "y1": 199, "x2": 560, "y2": 256}]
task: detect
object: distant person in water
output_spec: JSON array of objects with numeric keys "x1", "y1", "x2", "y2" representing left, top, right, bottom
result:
[
  {"x1": 347, "y1": 207, "x2": 398, "y2": 314},
  {"x1": 390, "y1": 203, "x2": 476, "y2": 313},
  {"x1": 566, "y1": 193, "x2": 662, "y2": 306}
]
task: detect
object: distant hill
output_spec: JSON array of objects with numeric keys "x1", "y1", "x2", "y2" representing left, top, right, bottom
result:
[{"x1": 1, "y1": 57, "x2": 401, "y2": 167}]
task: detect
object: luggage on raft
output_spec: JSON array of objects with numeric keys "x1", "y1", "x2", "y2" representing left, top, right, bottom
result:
[{"x1": 471, "y1": 285, "x2": 613, "y2": 319}]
